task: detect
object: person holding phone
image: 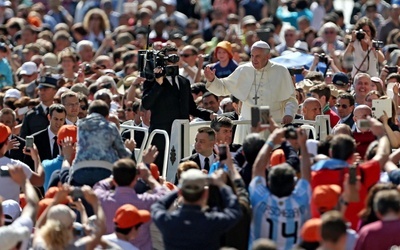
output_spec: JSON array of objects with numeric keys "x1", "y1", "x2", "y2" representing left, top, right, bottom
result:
[{"x1": 0, "y1": 122, "x2": 44, "y2": 202}]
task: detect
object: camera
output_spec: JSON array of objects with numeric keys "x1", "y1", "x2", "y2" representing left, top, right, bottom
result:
[
  {"x1": 251, "y1": 106, "x2": 270, "y2": 127},
  {"x1": 69, "y1": 187, "x2": 84, "y2": 201},
  {"x1": 201, "y1": 54, "x2": 210, "y2": 61},
  {"x1": 355, "y1": 29, "x2": 365, "y2": 41},
  {"x1": 372, "y1": 40, "x2": 383, "y2": 50},
  {"x1": 318, "y1": 53, "x2": 328, "y2": 64},
  {"x1": 284, "y1": 126, "x2": 298, "y2": 140},
  {"x1": 138, "y1": 50, "x2": 180, "y2": 80},
  {"x1": 387, "y1": 66, "x2": 398, "y2": 74},
  {"x1": 288, "y1": 68, "x2": 303, "y2": 75}
]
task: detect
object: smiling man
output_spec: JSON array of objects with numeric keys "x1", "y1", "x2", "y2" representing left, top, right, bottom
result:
[{"x1": 353, "y1": 73, "x2": 372, "y2": 106}]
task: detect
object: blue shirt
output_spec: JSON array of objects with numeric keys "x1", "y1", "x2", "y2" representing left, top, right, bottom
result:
[
  {"x1": 276, "y1": 7, "x2": 313, "y2": 29},
  {"x1": 212, "y1": 60, "x2": 238, "y2": 78},
  {"x1": 0, "y1": 58, "x2": 13, "y2": 88},
  {"x1": 42, "y1": 155, "x2": 63, "y2": 192},
  {"x1": 249, "y1": 176, "x2": 311, "y2": 250}
]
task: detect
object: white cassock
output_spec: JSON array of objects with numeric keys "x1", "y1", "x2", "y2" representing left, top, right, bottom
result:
[{"x1": 206, "y1": 61, "x2": 298, "y2": 143}]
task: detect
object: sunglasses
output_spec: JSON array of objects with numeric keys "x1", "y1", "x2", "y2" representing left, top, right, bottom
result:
[
  {"x1": 80, "y1": 105, "x2": 88, "y2": 110},
  {"x1": 335, "y1": 104, "x2": 349, "y2": 109},
  {"x1": 180, "y1": 54, "x2": 194, "y2": 58},
  {"x1": 125, "y1": 108, "x2": 133, "y2": 112}
]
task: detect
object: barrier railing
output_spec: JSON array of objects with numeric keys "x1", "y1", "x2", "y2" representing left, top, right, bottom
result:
[
  {"x1": 120, "y1": 115, "x2": 330, "y2": 182},
  {"x1": 144, "y1": 129, "x2": 170, "y2": 179},
  {"x1": 120, "y1": 124, "x2": 149, "y2": 163}
]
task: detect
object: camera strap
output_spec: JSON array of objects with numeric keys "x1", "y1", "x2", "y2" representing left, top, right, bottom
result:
[{"x1": 353, "y1": 49, "x2": 371, "y2": 75}]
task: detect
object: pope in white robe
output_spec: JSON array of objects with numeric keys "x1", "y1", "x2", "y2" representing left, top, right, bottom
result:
[{"x1": 204, "y1": 41, "x2": 298, "y2": 143}]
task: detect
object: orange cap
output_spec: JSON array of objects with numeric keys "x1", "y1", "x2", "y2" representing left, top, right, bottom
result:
[
  {"x1": 301, "y1": 218, "x2": 322, "y2": 242},
  {"x1": 0, "y1": 123, "x2": 11, "y2": 144},
  {"x1": 150, "y1": 163, "x2": 159, "y2": 181},
  {"x1": 114, "y1": 204, "x2": 151, "y2": 229},
  {"x1": 45, "y1": 187, "x2": 73, "y2": 204},
  {"x1": 312, "y1": 184, "x2": 342, "y2": 212},
  {"x1": 270, "y1": 149, "x2": 286, "y2": 167},
  {"x1": 57, "y1": 125, "x2": 77, "y2": 145},
  {"x1": 214, "y1": 41, "x2": 233, "y2": 59}
]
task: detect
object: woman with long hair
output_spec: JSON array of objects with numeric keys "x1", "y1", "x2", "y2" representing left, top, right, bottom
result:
[{"x1": 82, "y1": 9, "x2": 110, "y2": 50}]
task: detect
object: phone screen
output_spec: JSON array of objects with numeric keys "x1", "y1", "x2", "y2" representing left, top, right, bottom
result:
[{"x1": 218, "y1": 144, "x2": 227, "y2": 161}]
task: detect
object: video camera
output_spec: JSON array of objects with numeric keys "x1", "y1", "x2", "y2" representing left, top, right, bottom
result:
[
  {"x1": 137, "y1": 26, "x2": 180, "y2": 80},
  {"x1": 138, "y1": 50, "x2": 179, "y2": 80}
]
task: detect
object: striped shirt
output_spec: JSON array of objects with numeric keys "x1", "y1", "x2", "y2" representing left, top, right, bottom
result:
[{"x1": 249, "y1": 176, "x2": 311, "y2": 250}]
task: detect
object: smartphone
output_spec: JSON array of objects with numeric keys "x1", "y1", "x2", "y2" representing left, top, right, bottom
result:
[
  {"x1": 70, "y1": 188, "x2": 84, "y2": 201},
  {"x1": 349, "y1": 165, "x2": 357, "y2": 185},
  {"x1": 25, "y1": 136, "x2": 34, "y2": 152},
  {"x1": 357, "y1": 119, "x2": 371, "y2": 130},
  {"x1": 218, "y1": 144, "x2": 227, "y2": 161},
  {"x1": 251, "y1": 106, "x2": 270, "y2": 127},
  {"x1": 387, "y1": 66, "x2": 398, "y2": 74},
  {"x1": 0, "y1": 165, "x2": 10, "y2": 177}
]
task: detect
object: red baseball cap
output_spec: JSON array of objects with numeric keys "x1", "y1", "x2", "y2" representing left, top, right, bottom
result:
[
  {"x1": 0, "y1": 123, "x2": 11, "y2": 144},
  {"x1": 114, "y1": 204, "x2": 151, "y2": 229}
]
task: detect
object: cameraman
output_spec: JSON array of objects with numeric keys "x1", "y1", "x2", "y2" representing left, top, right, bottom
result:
[
  {"x1": 344, "y1": 17, "x2": 385, "y2": 78},
  {"x1": 142, "y1": 45, "x2": 214, "y2": 172}
]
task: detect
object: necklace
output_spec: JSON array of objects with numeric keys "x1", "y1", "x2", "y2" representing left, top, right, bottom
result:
[{"x1": 252, "y1": 68, "x2": 265, "y2": 105}]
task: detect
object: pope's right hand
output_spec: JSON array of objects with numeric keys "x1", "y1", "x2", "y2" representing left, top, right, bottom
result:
[{"x1": 204, "y1": 66, "x2": 216, "y2": 82}]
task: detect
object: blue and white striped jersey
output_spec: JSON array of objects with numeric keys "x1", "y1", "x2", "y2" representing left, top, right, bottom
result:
[{"x1": 249, "y1": 176, "x2": 311, "y2": 250}]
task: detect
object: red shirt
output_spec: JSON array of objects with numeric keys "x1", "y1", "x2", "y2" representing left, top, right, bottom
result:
[
  {"x1": 324, "y1": 109, "x2": 340, "y2": 128},
  {"x1": 311, "y1": 159, "x2": 381, "y2": 230},
  {"x1": 355, "y1": 219, "x2": 400, "y2": 250}
]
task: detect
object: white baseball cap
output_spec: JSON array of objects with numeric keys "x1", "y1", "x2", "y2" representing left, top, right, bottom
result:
[
  {"x1": 19, "y1": 62, "x2": 38, "y2": 76},
  {"x1": 4, "y1": 89, "x2": 21, "y2": 100}
]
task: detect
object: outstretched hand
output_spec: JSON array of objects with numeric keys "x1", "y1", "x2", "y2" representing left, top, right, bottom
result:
[{"x1": 204, "y1": 66, "x2": 216, "y2": 82}]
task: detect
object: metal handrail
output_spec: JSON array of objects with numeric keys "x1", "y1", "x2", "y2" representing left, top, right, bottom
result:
[
  {"x1": 145, "y1": 129, "x2": 170, "y2": 179},
  {"x1": 120, "y1": 124, "x2": 149, "y2": 163}
]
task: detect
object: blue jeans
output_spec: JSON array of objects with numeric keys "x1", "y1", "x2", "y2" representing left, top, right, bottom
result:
[{"x1": 70, "y1": 167, "x2": 112, "y2": 187}]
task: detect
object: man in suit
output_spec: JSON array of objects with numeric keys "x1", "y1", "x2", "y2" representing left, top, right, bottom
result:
[
  {"x1": 0, "y1": 108, "x2": 34, "y2": 170},
  {"x1": 20, "y1": 76, "x2": 58, "y2": 138},
  {"x1": 210, "y1": 116, "x2": 241, "y2": 152},
  {"x1": 335, "y1": 92, "x2": 355, "y2": 129},
  {"x1": 61, "y1": 91, "x2": 80, "y2": 125},
  {"x1": 142, "y1": 44, "x2": 214, "y2": 172},
  {"x1": 32, "y1": 104, "x2": 66, "y2": 162},
  {"x1": 180, "y1": 127, "x2": 217, "y2": 172}
]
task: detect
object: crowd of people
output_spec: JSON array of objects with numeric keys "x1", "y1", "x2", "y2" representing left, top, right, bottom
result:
[{"x1": 0, "y1": 0, "x2": 400, "y2": 249}]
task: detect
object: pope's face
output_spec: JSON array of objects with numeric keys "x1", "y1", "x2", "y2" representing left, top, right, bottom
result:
[{"x1": 251, "y1": 47, "x2": 270, "y2": 70}]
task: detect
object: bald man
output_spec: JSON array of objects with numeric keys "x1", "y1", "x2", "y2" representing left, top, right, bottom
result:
[
  {"x1": 302, "y1": 97, "x2": 322, "y2": 121},
  {"x1": 352, "y1": 104, "x2": 372, "y2": 131}
]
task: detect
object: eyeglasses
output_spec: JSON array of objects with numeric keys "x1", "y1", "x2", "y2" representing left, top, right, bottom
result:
[
  {"x1": 335, "y1": 104, "x2": 349, "y2": 109},
  {"x1": 80, "y1": 105, "x2": 88, "y2": 110},
  {"x1": 324, "y1": 30, "x2": 336, "y2": 34},
  {"x1": 180, "y1": 54, "x2": 194, "y2": 58}
]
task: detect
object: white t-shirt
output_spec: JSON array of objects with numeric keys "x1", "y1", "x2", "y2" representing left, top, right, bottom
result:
[
  {"x1": 0, "y1": 157, "x2": 33, "y2": 202},
  {"x1": 101, "y1": 234, "x2": 139, "y2": 250}
]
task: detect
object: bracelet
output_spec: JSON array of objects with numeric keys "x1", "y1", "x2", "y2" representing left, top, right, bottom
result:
[{"x1": 266, "y1": 141, "x2": 275, "y2": 148}]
